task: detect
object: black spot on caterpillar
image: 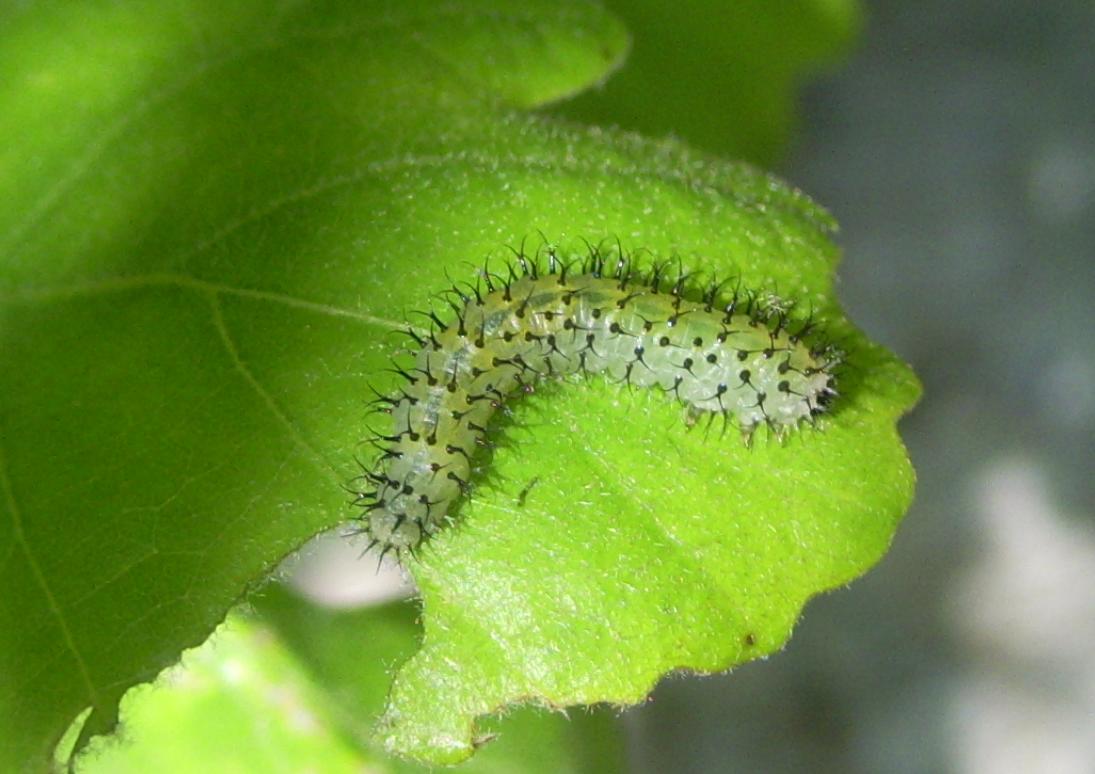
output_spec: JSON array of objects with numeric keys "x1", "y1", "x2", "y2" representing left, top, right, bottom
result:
[{"x1": 353, "y1": 244, "x2": 842, "y2": 558}]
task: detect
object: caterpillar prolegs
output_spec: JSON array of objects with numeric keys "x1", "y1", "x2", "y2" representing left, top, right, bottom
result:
[{"x1": 354, "y1": 246, "x2": 842, "y2": 556}]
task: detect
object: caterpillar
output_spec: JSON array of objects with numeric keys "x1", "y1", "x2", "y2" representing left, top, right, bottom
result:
[{"x1": 353, "y1": 244, "x2": 842, "y2": 557}]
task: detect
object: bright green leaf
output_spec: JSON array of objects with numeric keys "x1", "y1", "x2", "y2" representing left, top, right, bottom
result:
[
  {"x1": 0, "y1": 0, "x2": 918, "y2": 771},
  {"x1": 65, "y1": 614, "x2": 370, "y2": 773},
  {"x1": 380, "y1": 321, "x2": 917, "y2": 763}
]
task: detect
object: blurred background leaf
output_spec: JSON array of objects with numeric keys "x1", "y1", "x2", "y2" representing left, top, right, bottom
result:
[{"x1": 554, "y1": 0, "x2": 862, "y2": 165}]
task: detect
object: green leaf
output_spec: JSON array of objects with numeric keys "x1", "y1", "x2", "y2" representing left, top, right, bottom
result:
[
  {"x1": 0, "y1": 1, "x2": 627, "y2": 769},
  {"x1": 0, "y1": 0, "x2": 919, "y2": 770},
  {"x1": 554, "y1": 0, "x2": 862, "y2": 164},
  {"x1": 66, "y1": 587, "x2": 623, "y2": 773},
  {"x1": 63, "y1": 614, "x2": 373, "y2": 773},
  {"x1": 380, "y1": 331, "x2": 917, "y2": 763}
]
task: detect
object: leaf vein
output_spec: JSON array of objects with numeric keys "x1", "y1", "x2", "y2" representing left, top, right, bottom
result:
[
  {"x1": 206, "y1": 292, "x2": 345, "y2": 489},
  {"x1": 0, "y1": 273, "x2": 404, "y2": 330},
  {"x1": 0, "y1": 438, "x2": 101, "y2": 709}
]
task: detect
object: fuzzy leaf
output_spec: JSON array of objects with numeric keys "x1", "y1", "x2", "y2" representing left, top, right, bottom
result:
[{"x1": 0, "y1": 0, "x2": 918, "y2": 770}]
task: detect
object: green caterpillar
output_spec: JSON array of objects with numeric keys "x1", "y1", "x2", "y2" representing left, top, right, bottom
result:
[{"x1": 355, "y1": 246, "x2": 841, "y2": 556}]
